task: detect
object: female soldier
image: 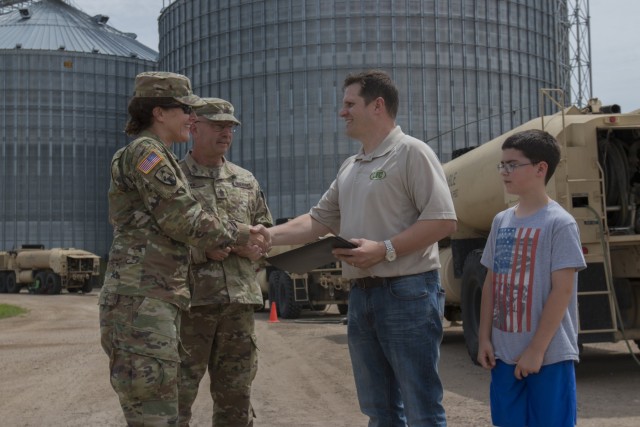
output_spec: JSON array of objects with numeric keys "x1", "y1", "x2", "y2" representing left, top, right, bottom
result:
[{"x1": 99, "y1": 71, "x2": 269, "y2": 426}]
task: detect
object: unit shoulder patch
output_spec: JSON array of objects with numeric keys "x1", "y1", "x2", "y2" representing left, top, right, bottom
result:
[{"x1": 154, "y1": 165, "x2": 177, "y2": 186}]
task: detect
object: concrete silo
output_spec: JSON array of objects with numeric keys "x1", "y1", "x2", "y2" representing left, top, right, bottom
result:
[
  {"x1": 158, "y1": 0, "x2": 566, "y2": 219},
  {"x1": 0, "y1": 0, "x2": 158, "y2": 256}
]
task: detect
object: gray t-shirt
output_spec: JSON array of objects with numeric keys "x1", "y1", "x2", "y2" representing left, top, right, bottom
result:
[{"x1": 480, "y1": 200, "x2": 586, "y2": 365}]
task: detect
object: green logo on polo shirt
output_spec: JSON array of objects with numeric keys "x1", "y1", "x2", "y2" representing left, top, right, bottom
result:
[{"x1": 370, "y1": 170, "x2": 386, "y2": 180}]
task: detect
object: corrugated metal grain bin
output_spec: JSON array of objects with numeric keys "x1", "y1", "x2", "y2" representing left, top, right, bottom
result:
[
  {"x1": 159, "y1": 0, "x2": 566, "y2": 219},
  {"x1": 0, "y1": 0, "x2": 158, "y2": 256}
]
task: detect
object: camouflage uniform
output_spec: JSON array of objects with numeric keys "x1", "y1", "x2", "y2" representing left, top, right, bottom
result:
[
  {"x1": 177, "y1": 98, "x2": 272, "y2": 427},
  {"x1": 99, "y1": 73, "x2": 252, "y2": 427}
]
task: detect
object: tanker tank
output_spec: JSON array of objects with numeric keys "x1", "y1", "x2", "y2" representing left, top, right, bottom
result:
[
  {"x1": 15, "y1": 249, "x2": 56, "y2": 270},
  {"x1": 443, "y1": 138, "x2": 510, "y2": 239}
]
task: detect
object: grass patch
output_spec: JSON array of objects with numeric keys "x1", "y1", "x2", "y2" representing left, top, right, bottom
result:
[{"x1": 0, "y1": 304, "x2": 28, "y2": 319}]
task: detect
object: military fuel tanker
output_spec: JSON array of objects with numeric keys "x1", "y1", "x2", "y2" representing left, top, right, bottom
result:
[{"x1": 0, "y1": 245, "x2": 100, "y2": 294}]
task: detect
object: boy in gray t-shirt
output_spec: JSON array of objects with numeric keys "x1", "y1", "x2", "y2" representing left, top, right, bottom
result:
[{"x1": 478, "y1": 130, "x2": 586, "y2": 427}]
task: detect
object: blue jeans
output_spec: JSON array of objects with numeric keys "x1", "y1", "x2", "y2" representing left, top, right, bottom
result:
[{"x1": 348, "y1": 270, "x2": 446, "y2": 427}]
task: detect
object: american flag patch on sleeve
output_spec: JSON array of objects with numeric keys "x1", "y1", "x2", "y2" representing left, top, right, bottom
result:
[{"x1": 137, "y1": 150, "x2": 163, "y2": 174}]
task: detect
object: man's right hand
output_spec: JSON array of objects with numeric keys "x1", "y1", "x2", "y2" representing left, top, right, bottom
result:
[{"x1": 247, "y1": 224, "x2": 271, "y2": 254}]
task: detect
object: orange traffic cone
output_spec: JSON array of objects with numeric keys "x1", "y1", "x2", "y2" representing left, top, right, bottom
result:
[{"x1": 268, "y1": 301, "x2": 280, "y2": 323}]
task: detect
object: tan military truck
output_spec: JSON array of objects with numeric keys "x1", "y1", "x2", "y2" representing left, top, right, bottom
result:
[
  {"x1": 0, "y1": 245, "x2": 100, "y2": 294},
  {"x1": 438, "y1": 95, "x2": 640, "y2": 362}
]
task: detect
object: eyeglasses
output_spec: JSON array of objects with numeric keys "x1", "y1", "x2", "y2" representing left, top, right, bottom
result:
[
  {"x1": 160, "y1": 104, "x2": 193, "y2": 115},
  {"x1": 496, "y1": 162, "x2": 535, "y2": 173},
  {"x1": 195, "y1": 121, "x2": 238, "y2": 133}
]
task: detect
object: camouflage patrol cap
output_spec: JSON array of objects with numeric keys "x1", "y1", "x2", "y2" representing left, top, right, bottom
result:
[
  {"x1": 196, "y1": 98, "x2": 241, "y2": 125},
  {"x1": 133, "y1": 71, "x2": 205, "y2": 106}
]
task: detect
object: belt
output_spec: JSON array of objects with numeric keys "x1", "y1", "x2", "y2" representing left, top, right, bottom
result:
[{"x1": 353, "y1": 276, "x2": 389, "y2": 289}]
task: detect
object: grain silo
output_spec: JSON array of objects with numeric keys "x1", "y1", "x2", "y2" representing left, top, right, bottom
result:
[
  {"x1": 158, "y1": 0, "x2": 566, "y2": 219},
  {"x1": 0, "y1": 0, "x2": 158, "y2": 256}
]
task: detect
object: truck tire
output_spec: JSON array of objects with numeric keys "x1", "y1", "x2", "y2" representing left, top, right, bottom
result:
[
  {"x1": 6, "y1": 273, "x2": 20, "y2": 293},
  {"x1": 460, "y1": 249, "x2": 487, "y2": 366},
  {"x1": 45, "y1": 273, "x2": 62, "y2": 295},
  {"x1": 32, "y1": 272, "x2": 48, "y2": 295},
  {"x1": 337, "y1": 304, "x2": 349, "y2": 315},
  {"x1": 275, "y1": 273, "x2": 302, "y2": 319},
  {"x1": 81, "y1": 277, "x2": 94, "y2": 294},
  {"x1": 0, "y1": 273, "x2": 6, "y2": 293},
  {"x1": 268, "y1": 270, "x2": 282, "y2": 315}
]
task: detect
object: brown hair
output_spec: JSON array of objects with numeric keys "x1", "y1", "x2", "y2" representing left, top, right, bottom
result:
[
  {"x1": 343, "y1": 70, "x2": 399, "y2": 119},
  {"x1": 502, "y1": 129, "x2": 561, "y2": 184},
  {"x1": 124, "y1": 97, "x2": 176, "y2": 136}
]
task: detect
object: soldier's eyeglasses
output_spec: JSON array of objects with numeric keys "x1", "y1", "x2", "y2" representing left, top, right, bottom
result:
[
  {"x1": 496, "y1": 162, "x2": 535, "y2": 173},
  {"x1": 161, "y1": 104, "x2": 193, "y2": 115},
  {"x1": 211, "y1": 123, "x2": 238, "y2": 133},
  {"x1": 195, "y1": 121, "x2": 238, "y2": 133}
]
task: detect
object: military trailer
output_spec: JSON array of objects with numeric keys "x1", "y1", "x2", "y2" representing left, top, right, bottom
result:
[{"x1": 0, "y1": 245, "x2": 100, "y2": 294}]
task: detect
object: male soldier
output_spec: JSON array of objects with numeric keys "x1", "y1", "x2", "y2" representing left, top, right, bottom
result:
[
  {"x1": 178, "y1": 98, "x2": 273, "y2": 426},
  {"x1": 99, "y1": 72, "x2": 270, "y2": 426}
]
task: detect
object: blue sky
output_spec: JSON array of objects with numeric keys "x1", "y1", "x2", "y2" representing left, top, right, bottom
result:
[{"x1": 72, "y1": 0, "x2": 639, "y2": 111}]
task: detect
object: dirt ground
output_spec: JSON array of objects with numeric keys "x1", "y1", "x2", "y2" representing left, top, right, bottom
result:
[{"x1": 1, "y1": 292, "x2": 639, "y2": 427}]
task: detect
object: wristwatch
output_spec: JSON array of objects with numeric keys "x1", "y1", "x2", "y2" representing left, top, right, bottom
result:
[{"x1": 383, "y1": 240, "x2": 397, "y2": 262}]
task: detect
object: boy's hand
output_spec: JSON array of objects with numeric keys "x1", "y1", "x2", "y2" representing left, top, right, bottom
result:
[
  {"x1": 514, "y1": 347, "x2": 544, "y2": 379},
  {"x1": 477, "y1": 339, "x2": 496, "y2": 369}
]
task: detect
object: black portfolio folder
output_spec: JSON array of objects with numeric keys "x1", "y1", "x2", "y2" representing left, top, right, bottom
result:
[{"x1": 266, "y1": 236, "x2": 356, "y2": 274}]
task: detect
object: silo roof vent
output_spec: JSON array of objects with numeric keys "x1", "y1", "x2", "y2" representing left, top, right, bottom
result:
[{"x1": 92, "y1": 14, "x2": 109, "y2": 25}]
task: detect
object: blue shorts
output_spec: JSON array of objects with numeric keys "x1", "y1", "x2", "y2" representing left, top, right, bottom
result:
[{"x1": 490, "y1": 359, "x2": 576, "y2": 427}]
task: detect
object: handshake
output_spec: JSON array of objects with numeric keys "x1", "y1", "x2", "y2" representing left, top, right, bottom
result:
[{"x1": 206, "y1": 224, "x2": 272, "y2": 262}]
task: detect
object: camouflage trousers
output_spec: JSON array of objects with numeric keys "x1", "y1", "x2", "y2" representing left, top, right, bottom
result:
[
  {"x1": 178, "y1": 303, "x2": 258, "y2": 427},
  {"x1": 99, "y1": 292, "x2": 181, "y2": 426}
]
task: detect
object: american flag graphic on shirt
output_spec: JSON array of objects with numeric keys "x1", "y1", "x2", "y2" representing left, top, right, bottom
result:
[{"x1": 492, "y1": 226, "x2": 541, "y2": 333}]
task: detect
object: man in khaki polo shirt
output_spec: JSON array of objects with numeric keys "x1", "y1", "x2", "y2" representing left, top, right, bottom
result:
[{"x1": 268, "y1": 70, "x2": 457, "y2": 426}]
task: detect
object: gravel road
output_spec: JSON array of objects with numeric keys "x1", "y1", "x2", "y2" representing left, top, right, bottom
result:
[{"x1": 1, "y1": 292, "x2": 639, "y2": 426}]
